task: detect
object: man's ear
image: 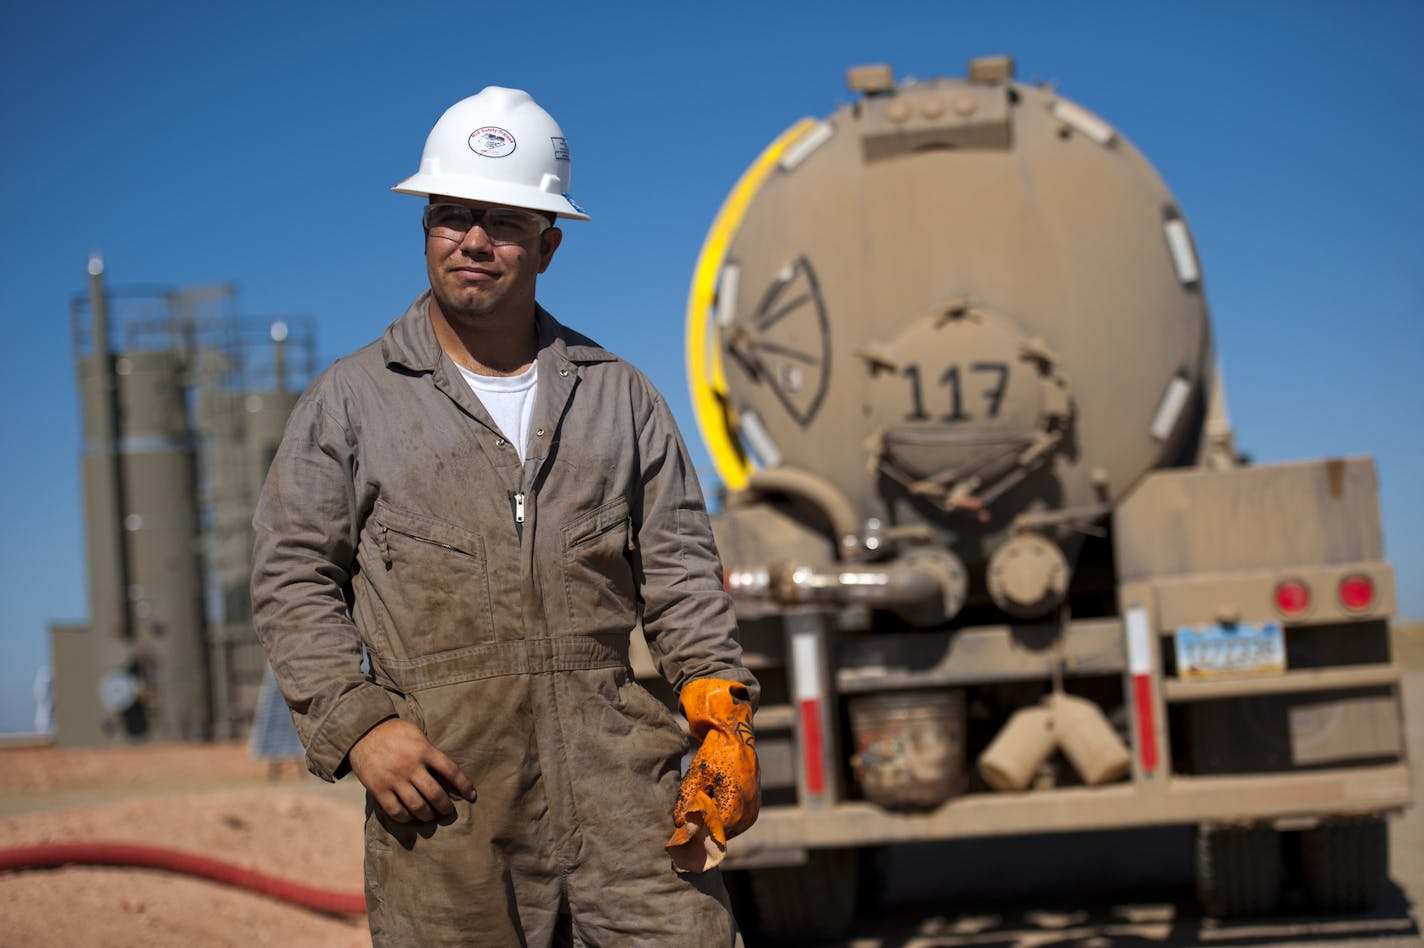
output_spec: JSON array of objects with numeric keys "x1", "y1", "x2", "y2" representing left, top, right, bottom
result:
[{"x1": 537, "y1": 227, "x2": 563, "y2": 274}]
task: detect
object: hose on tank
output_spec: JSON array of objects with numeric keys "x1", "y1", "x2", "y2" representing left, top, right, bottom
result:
[
  {"x1": 0, "y1": 841, "x2": 365, "y2": 917},
  {"x1": 732, "y1": 467, "x2": 862, "y2": 559}
]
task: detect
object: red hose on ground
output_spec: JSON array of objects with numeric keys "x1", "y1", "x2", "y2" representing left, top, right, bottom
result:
[{"x1": 0, "y1": 841, "x2": 366, "y2": 917}]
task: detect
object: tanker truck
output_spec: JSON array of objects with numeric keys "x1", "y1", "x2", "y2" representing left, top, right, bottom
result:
[{"x1": 644, "y1": 57, "x2": 1412, "y2": 939}]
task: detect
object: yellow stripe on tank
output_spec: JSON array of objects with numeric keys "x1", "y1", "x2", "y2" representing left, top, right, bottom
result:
[{"x1": 685, "y1": 117, "x2": 819, "y2": 492}]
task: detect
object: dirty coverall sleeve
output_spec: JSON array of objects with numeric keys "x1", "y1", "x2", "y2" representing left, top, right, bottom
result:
[
  {"x1": 250, "y1": 384, "x2": 396, "y2": 781},
  {"x1": 633, "y1": 387, "x2": 760, "y2": 709}
]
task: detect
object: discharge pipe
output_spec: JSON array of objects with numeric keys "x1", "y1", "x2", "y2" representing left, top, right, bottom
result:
[
  {"x1": 726, "y1": 562, "x2": 934, "y2": 606},
  {"x1": 0, "y1": 841, "x2": 365, "y2": 917},
  {"x1": 725, "y1": 547, "x2": 967, "y2": 626}
]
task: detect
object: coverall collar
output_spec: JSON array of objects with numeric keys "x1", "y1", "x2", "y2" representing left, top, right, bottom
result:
[{"x1": 380, "y1": 290, "x2": 618, "y2": 373}]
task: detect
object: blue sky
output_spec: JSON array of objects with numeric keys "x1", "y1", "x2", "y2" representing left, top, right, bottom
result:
[{"x1": 2, "y1": 1, "x2": 1420, "y2": 733}]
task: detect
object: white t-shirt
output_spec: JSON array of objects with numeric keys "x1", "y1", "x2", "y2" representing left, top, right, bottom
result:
[{"x1": 457, "y1": 361, "x2": 538, "y2": 463}]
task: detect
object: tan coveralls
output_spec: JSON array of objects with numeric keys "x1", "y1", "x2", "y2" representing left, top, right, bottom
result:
[{"x1": 251, "y1": 294, "x2": 756, "y2": 945}]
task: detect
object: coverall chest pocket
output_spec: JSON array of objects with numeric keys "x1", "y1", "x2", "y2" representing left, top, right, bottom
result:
[
  {"x1": 560, "y1": 497, "x2": 637, "y2": 636},
  {"x1": 368, "y1": 502, "x2": 495, "y2": 658}
]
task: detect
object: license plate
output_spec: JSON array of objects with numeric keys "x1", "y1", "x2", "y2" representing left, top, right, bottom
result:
[{"x1": 1174, "y1": 621, "x2": 1286, "y2": 679}]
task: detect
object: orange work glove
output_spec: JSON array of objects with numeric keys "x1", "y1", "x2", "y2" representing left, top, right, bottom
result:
[{"x1": 665, "y1": 678, "x2": 761, "y2": 873}]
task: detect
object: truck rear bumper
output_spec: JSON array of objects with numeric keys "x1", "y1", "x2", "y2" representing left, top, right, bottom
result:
[{"x1": 727, "y1": 762, "x2": 1412, "y2": 865}]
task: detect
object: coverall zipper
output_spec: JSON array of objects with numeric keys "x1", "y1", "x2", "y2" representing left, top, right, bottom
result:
[{"x1": 511, "y1": 490, "x2": 526, "y2": 537}]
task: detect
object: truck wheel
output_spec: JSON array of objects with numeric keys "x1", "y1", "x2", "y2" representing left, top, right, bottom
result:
[
  {"x1": 748, "y1": 848, "x2": 859, "y2": 940},
  {"x1": 1299, "y1": 816, "x2": 1388, "y2": 912},
  {"x1": 1195, "y1": 824, "x2": 1281, "y2": 917}
]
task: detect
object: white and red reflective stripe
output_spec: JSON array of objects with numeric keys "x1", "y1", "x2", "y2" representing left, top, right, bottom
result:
[
  {"x1": 790, "y1": 627, "x2": 827, "y2": 796},
  {"x1": 1124, "y1": 606, "x2": 1159, "y2": 772}
]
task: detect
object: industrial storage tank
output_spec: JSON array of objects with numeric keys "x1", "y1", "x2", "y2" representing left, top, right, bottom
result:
[
  {"x1": 199, "y1": 317, "x2": 312, "y2": 738},
  {"x1": 65, "y1": 263, "x2": 209, "y2": 743}
]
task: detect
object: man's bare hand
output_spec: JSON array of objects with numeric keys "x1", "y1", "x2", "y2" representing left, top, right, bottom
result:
[{"x1": 348, "y1": 718, "x2": 478, "y2": 823}]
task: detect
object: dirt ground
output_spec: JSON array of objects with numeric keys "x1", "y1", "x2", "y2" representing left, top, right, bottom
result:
[
  {"x1": 1, "y1": 625, "x2": 1420, "y2": 947},
  {"x1": 0, "y1": 745, "x2": 370, "y2": 947}
]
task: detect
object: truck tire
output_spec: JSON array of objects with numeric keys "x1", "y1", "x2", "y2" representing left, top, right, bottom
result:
[
  {"x1": 748, "y1": 848, "x2": 859, "y2": 941},
  {"x1": 1299, "y1": 816, "x2": 1388, "y2": 912},
  {"x1": 1194, "y1": 824, "x2": 1281, "y2": 918}
]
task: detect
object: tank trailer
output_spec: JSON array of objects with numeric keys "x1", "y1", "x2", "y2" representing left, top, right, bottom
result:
[{"x1": 657, "y1": 57, "x2": 1411, "y2": 939}]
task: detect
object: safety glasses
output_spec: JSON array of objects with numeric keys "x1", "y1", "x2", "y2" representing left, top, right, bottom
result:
[{"x1": 422, "y1": 204, "x2": 552, "y2": 245}]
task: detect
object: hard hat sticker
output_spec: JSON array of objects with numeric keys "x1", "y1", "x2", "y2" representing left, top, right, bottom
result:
[
  {"x1": 564, "y1": 193, "x2": 586, "y2": 215},
  {"x1": 469, "y1": 127, "x2": 517, "y2": 158},
  {"x1": 551, "y1": 137, "x2": 570, "y2": 161}
]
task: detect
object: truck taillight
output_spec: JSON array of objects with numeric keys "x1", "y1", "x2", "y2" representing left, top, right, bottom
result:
[
  {"x1": 1339, "y1": 574, "x2": 1375, "y2": 611},
  {"x1": 1274, "y1": 579, "x2": 1311, "y2": 617}
]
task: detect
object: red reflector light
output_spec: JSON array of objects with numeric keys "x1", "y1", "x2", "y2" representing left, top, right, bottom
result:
[
  {"x1": 1274, "y1": 580, "x2": 1310, "y2": 616},
  {"x1": 1339, "y1": 574, "x2": 1375, "y2": 611}
]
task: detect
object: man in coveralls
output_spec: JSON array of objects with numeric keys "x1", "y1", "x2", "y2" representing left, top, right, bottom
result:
[{"x1": 251, "y1": 87, "x2": 759, "y2": 945}]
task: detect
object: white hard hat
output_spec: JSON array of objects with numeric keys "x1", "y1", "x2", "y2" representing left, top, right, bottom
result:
[{"x1": 393, "y1": 86, "x2": 590, "y2": 220}]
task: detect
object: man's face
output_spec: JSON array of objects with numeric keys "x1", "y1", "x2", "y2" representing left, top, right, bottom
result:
[{"x1": 425, "y1": 195, "x2": 562, "y2": 323}]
